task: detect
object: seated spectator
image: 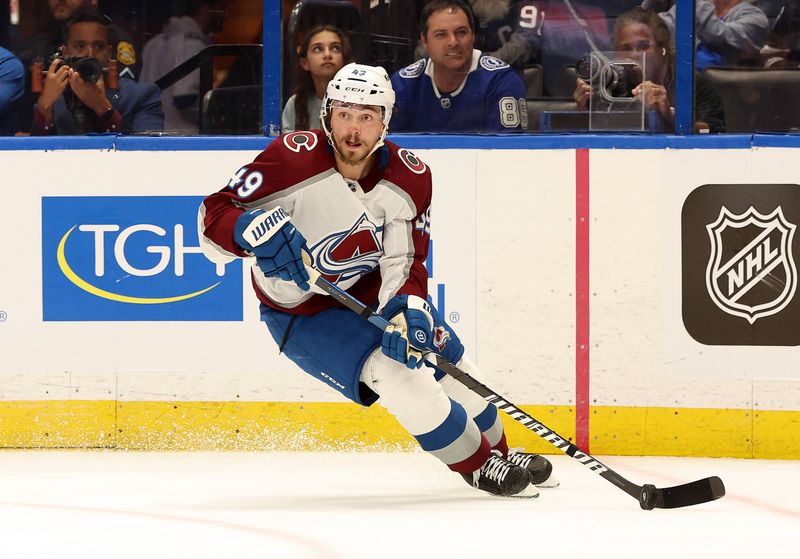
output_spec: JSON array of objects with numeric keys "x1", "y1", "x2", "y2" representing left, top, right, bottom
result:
[
  {"x1": 0, "y1": 47, "x2": 24, "y2": 135},
  {"x1": 391, "y1": 0, "x2": 526, "y2": 132},
  {"x1": 414, "y1": 1, "x2": 611, "y2": 94},
  {"x1": 31, "y1": 11, "x2": 163, "y2": 135},
  {"x1": 753, "y1": 0, "x2": 788, "y2": 18},
  {"x1": 760, "y1": 0, "x2": 800, "y2": 67},
  {"x1": 574, "y1": 7, "x2": 726, "y2": 132},
  {"x1": 141, "y1": 0, "x2": 225, "y2": 133},
  {"x1": 282, "y1": 25, "x2": 353, "y2": 132},
  {"x1": 16, "y1": 0, "x2": 141, "y2": 134},
  {"x1": 472, "y1": 1, "x2": 544, "y2": 66},
  {"x1": 641, "y1": 0, "x2": 769, "y2": 70},
  {"x1": 416, "y1": 1, "x2": 545, "y2": 68}
]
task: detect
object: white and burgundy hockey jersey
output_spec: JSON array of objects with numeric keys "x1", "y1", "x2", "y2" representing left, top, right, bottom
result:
[{"x1": 198, "y1": 130, "x2": 432, "y2": 316}]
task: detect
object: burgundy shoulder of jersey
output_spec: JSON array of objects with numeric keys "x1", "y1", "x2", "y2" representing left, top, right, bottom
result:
[
  {"x1": 242, "y1": 130, "x2": 334, "y2": 196},
  {"x1": 257, "y1": 129, "x2": 329, "y2": 163},
  {"x1": 383, "y1": 140, "x2": 433, "y2": 214}
]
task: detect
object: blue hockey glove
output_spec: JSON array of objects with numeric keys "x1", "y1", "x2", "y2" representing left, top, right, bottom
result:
[
  {"x1": 380, "y1": 295, "x2": 434, "y2": 369},
  {"x1": 234, "y1": 207, "x2": 310, "y2": 291}
]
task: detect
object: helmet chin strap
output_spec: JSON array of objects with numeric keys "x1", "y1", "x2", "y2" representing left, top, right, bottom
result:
[{"x1": 364, "y1": 133, "x2": 387, "y2": 158}]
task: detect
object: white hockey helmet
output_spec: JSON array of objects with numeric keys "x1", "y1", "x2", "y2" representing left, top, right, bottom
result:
[{"x1": 321, "y1": 63, "x2": 395, "y2": 150}]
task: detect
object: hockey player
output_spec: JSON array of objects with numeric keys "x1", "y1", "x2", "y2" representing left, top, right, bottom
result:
[
  {"x1": 198, "y1": 63, "x2": 557, "y2": 497},
  {"x1": 391, "y1": 0, "x2": 527, "y2": 132}
]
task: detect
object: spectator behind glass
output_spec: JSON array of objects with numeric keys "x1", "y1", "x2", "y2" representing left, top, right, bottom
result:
[
  {"x1": 753, "y1": 0, "x2": 788, "y2": 17},
  {"x1": 282, "y1": 25, "x2": 353, "y2": 132},
  {"x1": 140, "y1": 0, "x2": 225, "y2": 133},
  {"x1": 16, "y1": 0, "x2": 141, "y2": 134},
  {"x1": 32, "y1": 10, "x2": 163, "y2": 135},
  {"x1": 573, "y1": 7, "x2": 725, "y2": 132},
  {"x1": 0, "y1": 47, "x2": 24, "y2": 135},
  {"x1": 641, "y1": 0, "x2": 769, "y2": 70},
  {"x1": 416, "y1": 1, "x2": 545, "y2": 68},
  {"x1": 760, "y1": 0, "x2": 800, "y2": 67},
  {"x1": 413, "y1": 0, "x2": 612, "y2": 96},
  {"x1": 391, "y1": 0, "x2": 526, "y2": 132}
]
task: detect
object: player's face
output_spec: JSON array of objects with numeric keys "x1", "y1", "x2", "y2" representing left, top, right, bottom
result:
[
  {"x1": 300, "y1": 30, "x2": 345, "y2": 82},
  {"x1": 49, "y1": 0, "x2": 95, "y2": 22},
  {"x1": 66, "y1": 22, "x2": 110, "y2": 65},
  {"x1": 421, "y1": 7, "x2": 474, "y2": 74},
  {"x1": 329, "y1": 103, "x2": 385, "y2": 166},
  {"x1": 615, "y1": 23, "x2": 666, "y2": 84}
]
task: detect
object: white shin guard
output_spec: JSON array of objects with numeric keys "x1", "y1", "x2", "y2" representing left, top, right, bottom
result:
[
  {"x1": 436, "y1": 355, "x2": 492, "y2": 418},
  {"x1": 436, "y1": 355, "x2": 506, "y2": 449},
  {"x1": 361, "y1": 349, "x2": 453, "y2": 436}
]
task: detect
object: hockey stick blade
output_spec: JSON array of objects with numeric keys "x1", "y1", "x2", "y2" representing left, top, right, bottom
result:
[
  {"x1": 642, "y1": 476, "x2": 726, "y2": 510},
  {"x1": 434, "y1": 357, "x2": 726, "y2": 510},
  {"x1": 303, "y1": 263, "x2": 726, "y2": 510}
]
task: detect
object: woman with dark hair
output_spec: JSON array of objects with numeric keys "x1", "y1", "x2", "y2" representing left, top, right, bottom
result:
[
  {"x1": 282, "y1": 25, "x2": 353, "y2": 132},
  {"x1": 574, "y1": 7, "x2": 725, "y2": 132}
]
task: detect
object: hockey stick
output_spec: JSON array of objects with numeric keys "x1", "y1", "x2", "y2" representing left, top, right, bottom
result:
[{"x1": 303, "y1": 262, "x2": 725, "y2": 510}]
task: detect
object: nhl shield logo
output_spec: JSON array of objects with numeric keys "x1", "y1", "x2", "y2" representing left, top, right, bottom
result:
[{"x1": 705, "y1": 206, "x2": 797, "y2": 324}]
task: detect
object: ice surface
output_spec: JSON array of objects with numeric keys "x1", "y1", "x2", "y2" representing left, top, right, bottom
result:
[{"x1": 0, "y1": 451, "x2": 797, "y2": 558}]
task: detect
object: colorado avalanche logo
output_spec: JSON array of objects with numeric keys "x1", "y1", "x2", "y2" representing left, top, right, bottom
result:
[
  {"x1": 432, "y1": 326, "x2": 451, "y2": 352},
  {"x1": 283, "y1": 131, "x2": 318, "y2": 153},
  {"x1": 398, "y1": 148, "x2": 427, "y2": 174},
  {"x1": 706, "y1": 206, "x2": 797, "y2": 324},
  {"x1": 312, "y1": 214, "x2": 383, "y2": 283}
]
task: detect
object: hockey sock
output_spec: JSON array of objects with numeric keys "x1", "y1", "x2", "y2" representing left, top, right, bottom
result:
[{"x1": 491, "y1": 432, "x2": 509, "y2": 457}]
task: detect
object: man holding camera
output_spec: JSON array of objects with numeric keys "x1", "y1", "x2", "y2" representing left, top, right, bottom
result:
[
  {"x1": 17, "y1": 0, "x2": 141, "y2": 134},
  {"x1": 32, "y1": 10, "x2": 162, "y2": 135}
]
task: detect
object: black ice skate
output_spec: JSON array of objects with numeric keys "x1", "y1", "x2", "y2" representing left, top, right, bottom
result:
[
  {"x1": 507, "y1": 448, "x2": 560, "y2": 488},
  {"x1": 461, "y1": 450, "x2": 538, "y2": 498}
]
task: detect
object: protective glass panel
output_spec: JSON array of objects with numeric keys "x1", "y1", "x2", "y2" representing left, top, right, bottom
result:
[
  {"x1": 5, "y1": 0, "x2": 263, "y2": 137},
  {"x1": 695, "y1": 0, "x2": 800, "y2": 134},
  {"x1": 282, "y1": 0, "x2": 417, "y2": 134}
]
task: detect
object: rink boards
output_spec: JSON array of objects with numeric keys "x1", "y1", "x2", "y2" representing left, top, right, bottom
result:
[{"x1": 0, "y1": 138, "x2": 799, "y2": 458}]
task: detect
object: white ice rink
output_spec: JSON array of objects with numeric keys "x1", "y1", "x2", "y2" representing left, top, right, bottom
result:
[{"x1": 1, "y1": 450, "x2": 797, "y2": 558}]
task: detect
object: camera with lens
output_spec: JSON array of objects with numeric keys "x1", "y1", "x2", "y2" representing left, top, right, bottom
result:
[
  {"x1": 55, "y1": 55, "x2": 104, "y2": 83},
  {"x1": 575, "y1": 54, "x2": 643, "y2": 101},
  {"x1": 30, "y1": 51, "x2": 118, "y2": 93}
]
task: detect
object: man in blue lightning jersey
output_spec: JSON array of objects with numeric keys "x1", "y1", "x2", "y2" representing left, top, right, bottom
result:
[{"x1": 391, "y1": 0, "x2": 527, "y2": 132}]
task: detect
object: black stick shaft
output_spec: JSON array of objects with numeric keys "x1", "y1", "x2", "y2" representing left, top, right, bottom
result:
[
  {"x1": 307, "y1": 271, "x2": 643, "y2": 500},
  {"x1": 434, "y1": 357, "x2": 641, "y2": 499},
  {"x1": 307, "y1": 269, "x2": 724, "y2": 509}
]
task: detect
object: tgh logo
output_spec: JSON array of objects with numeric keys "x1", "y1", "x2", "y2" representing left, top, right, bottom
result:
[{"x1": 705, "y1": 206, "x2": 797, "y2": 324}]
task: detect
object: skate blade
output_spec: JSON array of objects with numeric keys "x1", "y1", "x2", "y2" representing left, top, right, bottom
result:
[
  {"x1": 509, "y1": 485, "x2": 540, "y2": 499},
  {"x1": 535, "y1": 476, "x2": 560, "y2": 488}
]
